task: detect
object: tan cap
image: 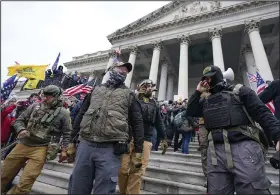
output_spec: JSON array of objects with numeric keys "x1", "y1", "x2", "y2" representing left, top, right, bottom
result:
[{"x1": 106, "y1": 61, "x2": 132, "y2": 73}]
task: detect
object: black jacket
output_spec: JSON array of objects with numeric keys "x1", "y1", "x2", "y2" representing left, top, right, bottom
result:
[
  {"x1": 259, "y1": 79, "x2": 280, "y2": 121},
  {"x1": 138, "y1": 98, "x2": 166, "y2": 142},
  {"x1": 187, "y1": 85, "x2": 280, "y2": 143},
  {"x1": 72, "y1": 83, "x2": 144, "y2": 153}
]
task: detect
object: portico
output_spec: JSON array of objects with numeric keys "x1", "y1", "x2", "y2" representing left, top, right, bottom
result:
[{"x1": 64, "y1": 1, "x2": 279, "y2": 101}]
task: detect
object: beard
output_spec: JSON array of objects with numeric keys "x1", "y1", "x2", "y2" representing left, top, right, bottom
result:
[{"x1": 144, "y1": 91, "x2": 152, "y2": 98}]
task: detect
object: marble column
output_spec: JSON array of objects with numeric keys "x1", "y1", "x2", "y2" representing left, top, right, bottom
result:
[
  {"x1": 125, "y1": 46, "x2": 138, "y2": 88},
  {"x1": 102, "y1": 50, "x2": 116, "y2": 84},
  {"x1": 167, "y1": 72, "x2": 174, "y2": 101},
  {"x1": 245, "y1": 19, "x2": 274, "y2": 81},
  {"x1": 209, "y1": 27, "x2": 225, "y2": 72},
  {"x1": 158, "y1": 59, "x2": 168, "y2": 101},
  {"x1": 241, "y1": 44, "x2": 257, "y2": 91},
  {"x1": 178, "y1": 35, "x2": 190, "y2": 99},
  {"x1": 149, "y1": 41, "x2": 163, "y2": 85}
]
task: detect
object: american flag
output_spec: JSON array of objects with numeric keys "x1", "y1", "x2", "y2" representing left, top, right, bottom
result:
[
  {"x1": 1, "y1": 74, "x2": 18, "y2": 103},
  {"x1": 246, "y1": 72, "x2": 257, "y2": 83},
  {"x1": 63, "y1": 78, "x2": 96, "y2": 97},
  {"x1": 256, "y1": 72, "x2": 275, "y2": 113}
]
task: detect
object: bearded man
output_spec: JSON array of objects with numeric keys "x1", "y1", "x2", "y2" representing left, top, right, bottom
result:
[
  {"x1": 1, "y1": 85, "x2": 71, "y2": 194},
  {"x1": 118, "y1": 79, "x2": 168, "y2": 194}
]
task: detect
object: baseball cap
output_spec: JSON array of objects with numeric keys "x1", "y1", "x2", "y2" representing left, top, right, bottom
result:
[
  {"x1": 203, "y1": 65, "x2": 222, "y2": 77},
  {"x1": 103, "y1": 61, "x2": 133, "y2": 75},
  {"x1": 112, "y1": 61, "x2": 132, "y2": 73}
]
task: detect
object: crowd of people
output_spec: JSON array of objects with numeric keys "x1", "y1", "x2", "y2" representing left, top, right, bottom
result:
[{"x1": 1, "y1": 60, "x2": 280, "y2": 194}]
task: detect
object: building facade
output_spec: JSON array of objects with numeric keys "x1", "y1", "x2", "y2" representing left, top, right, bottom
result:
[{"x1": 64, "y1": 1, "x2": 279, "y2": 101}]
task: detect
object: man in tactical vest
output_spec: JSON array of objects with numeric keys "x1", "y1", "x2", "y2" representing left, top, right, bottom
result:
[
  {"x1": 118, "y1": 79, "x2": 168, "y2": 195},
  {"x1": 67, "y1": 61, "x2": 144, "y2": 194},
  {"x1": 1, "y1": 85, "x2": 72, "y2": 194},
  {"x1": 186, "y1": 65, "x2": 280, "y2": 194}
]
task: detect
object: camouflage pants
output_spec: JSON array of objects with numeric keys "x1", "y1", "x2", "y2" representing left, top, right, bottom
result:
[{"x1": 198, "y1": 125, "x2": 208, "y2": 178}]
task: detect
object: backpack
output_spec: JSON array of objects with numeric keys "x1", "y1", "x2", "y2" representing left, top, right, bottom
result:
[
  {"x1": 174, "y1": 111, "x2": 194, "y2": 133},
  {"x1": 173, "y1": 110, "x2": 186, "y2": 127}
]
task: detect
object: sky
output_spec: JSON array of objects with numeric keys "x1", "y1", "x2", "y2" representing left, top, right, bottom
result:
[{"x1": 1, "y1": 1, "x2": 170, "y2": 83}]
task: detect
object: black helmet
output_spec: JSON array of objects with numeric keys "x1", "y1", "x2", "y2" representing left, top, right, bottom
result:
[{"x1": 43, "y1": 85, "x2": 62, "y2": 97}]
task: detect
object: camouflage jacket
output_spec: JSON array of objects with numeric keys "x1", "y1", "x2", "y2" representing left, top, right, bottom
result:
[{"x1": 14, "y1": 101, "x2": 72, "y2": 149}]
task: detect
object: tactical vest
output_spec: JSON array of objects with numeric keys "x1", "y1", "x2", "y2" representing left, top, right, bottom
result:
[
  {"x1": 27, "y1": 104, "x2": 63, "y2": 141},
  {"x1": 79, "y1": 85, "x2": 132, "y2": 143},
  {"x1": 138, "y1": 98, "x2": 157, "y2": 125},
  {"x1": 203, "y1": 91, "x2": 250, "y2": 130}
]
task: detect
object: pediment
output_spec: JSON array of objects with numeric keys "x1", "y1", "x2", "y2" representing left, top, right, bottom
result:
[
  {"x1": 107, "y1": 1, "x2": 246, "y2": 40},
  {"x1": 144, "y1": 1, "x2": 245, "y2": 28}
]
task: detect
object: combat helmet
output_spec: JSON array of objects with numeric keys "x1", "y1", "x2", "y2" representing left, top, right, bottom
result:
[
  {"x1": 43, "y1": 85, "x2": 62, "y2": 97},
  {"x1": 137, "y1": 79, "x2": 156, "y2": 89}
]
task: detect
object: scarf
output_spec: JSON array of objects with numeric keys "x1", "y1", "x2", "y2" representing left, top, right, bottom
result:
[{"x1": 108, "y1": 70, "x2": 127, "y2": 86}]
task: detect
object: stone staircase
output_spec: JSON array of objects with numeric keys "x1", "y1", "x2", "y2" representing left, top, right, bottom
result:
[{"x1": 13, "y1": 141, "x2": 279, "y2": 194}]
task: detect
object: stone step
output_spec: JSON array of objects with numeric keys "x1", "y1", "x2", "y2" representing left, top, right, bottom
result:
[
  {"x1": 150, "y1": 151, "x2": 202, "y2": 163},
  {"x1": 14, "y1": 169, "x2": 154, "y2": 194},
  {"x1": 20, "y1": 164, "x2": 205, "y2": 194},
  {"x1": 142, "y1": 176, "x2": 206, "y2": 194},
  {"x1": 148, "y1": 157, "x2": 279, "y2": 184},
  {"x1": 149, "y1": 157, "x2": 204, "y2": 173},
  {"x1": 149, "y1": 156, "x2": 277, "y2": 173},
  {"x1": 14, "y1": 156, "x2": 279, "y2": 194},
  {"x1": 146, "y1": 166, "x2": 205, "y2": 187},
  {"x1": 167, "y1": 146, "x2": 276, "y2": 155},
  {"x1": 153, "y1": 149, "x2": 276, "y2": 169},
  {"x1": 13, "y1": 176, "x2": 67, "y2": 194},
  {"x1": 45, "y1": 159, "x2": 278, "y2": 188},
  {"x1": 43, "y1": 160, "x2": 206, "y2": 189}
]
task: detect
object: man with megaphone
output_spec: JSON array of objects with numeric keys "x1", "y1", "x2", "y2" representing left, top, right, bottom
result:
[{"x1": 186, "y1": 65, "x2": 280, "y2": 194}]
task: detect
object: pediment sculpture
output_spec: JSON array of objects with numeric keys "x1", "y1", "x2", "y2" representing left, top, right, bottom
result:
[{"x1": 174, "y1": 1, "x2": 221, "y2": 20}]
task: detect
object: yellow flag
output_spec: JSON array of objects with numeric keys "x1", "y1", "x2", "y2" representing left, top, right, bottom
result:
[
  {"x1": 8, "y1": 65, "x2": 48, "y2": 80},
  {"x1": 23, "y1": 79, "x2": 41, "y2": 90}
]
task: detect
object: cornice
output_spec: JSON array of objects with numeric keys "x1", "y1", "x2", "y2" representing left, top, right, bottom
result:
[
  {"x1": 108, "y1": 1, "x2": 278, "y2": 43},
  {"x1": 64, "y1": 54, "x2": 110, "y2": 68},
  {"x1": 107, "y1": 1, "x2": 182, "y2": 39}
]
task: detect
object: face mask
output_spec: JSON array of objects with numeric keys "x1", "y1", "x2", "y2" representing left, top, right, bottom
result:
[{"x1": 108, "y1": 70, "x2": 127, "y2": 85}]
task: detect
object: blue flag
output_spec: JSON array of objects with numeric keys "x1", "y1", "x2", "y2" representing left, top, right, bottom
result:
[
  {"x1": 52, "y1": 52, "x2": 61, "y2": 71},
  {"x1": 1, "y1": 74, "x2": 18, "y2": 102}
]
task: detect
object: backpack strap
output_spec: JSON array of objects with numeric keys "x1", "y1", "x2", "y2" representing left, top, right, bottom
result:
[{"x1": 231, "y1": 84, "x2": 256, "y2": 127}]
